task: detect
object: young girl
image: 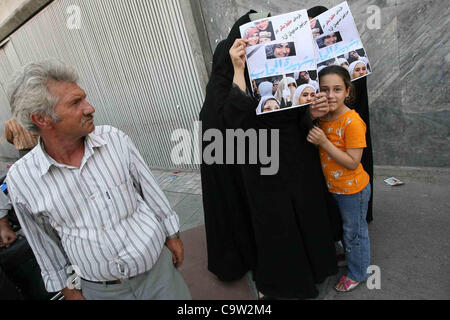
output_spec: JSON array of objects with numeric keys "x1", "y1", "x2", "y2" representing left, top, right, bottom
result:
[{"x1": 307, "y1": 65, "x2": 371, "y2": 293}]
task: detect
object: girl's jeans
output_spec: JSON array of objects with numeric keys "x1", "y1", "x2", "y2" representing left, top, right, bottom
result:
[{"x1": 332, "y1": 183, "x2": 371, "y2": 282}]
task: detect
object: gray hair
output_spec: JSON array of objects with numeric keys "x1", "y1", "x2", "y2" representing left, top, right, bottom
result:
[{"x1": 7, "y1": 59, "x2": 79, "y2": 133}]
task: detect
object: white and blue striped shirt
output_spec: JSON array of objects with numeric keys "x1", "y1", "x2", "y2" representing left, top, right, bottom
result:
[{"x1": 6, "y1": 126, "x2": 180, "y2": 292}]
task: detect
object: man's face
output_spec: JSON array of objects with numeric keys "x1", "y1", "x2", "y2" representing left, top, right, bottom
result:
[
  {"x1": 274, "y1": 43, "x2": 291, "y2": 58},
  {"x1": 47, "y1": 81, "x2": 95, "y2": 138},
  {"x1": 255, "y1": 20, "x2": 269, "y2": 31}
]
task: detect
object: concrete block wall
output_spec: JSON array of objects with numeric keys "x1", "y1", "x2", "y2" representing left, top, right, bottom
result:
[{"x1": 196, "y1": 0, "x2": 450, "y2": 167}]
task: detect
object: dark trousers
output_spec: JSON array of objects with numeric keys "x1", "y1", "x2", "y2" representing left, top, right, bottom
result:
[{"x1": 0, "y1": 236, "x2": 54, "y2": 300}]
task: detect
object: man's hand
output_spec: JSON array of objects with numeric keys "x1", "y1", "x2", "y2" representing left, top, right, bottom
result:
[
  {"x1": 0, "y1": 218, "x2": 17, "y2": 248},
  {"x1": 310, "y1": 92, "x2": 329, "y2": 120},
  {"x1": 307, "y1": 126, "x2": 329, "y2": 147},
  {"x1": 165, "y1": 238, "x2": 184, "y2": 268},
  {"x1": 61, "y1": 287, "x2": 86, "y2": 300}
]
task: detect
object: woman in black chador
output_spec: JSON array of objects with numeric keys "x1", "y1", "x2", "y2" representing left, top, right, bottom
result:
[
  {"x1": 199, "y1": 12, "x2": 259, "y2": 282},
  {"x1": 201, "y1": 10, "x2": 341, "y2": 299}
]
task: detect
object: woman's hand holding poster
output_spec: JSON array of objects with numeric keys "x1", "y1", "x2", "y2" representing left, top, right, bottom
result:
[{"x1": 240, "y1": 2, "x2": 372, "y2": 115}]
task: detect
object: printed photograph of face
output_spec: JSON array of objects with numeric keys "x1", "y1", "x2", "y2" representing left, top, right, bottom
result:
[
  {"x1": 309, "y1": 18, "x2": 323, "y2": 38},
  {"x1": 253, "y1": 75, "x2": 289, "y2": 97},
  {"x1": 335, "y1": 48, "x2": 372, "y2": 80},
  {"x1": 335, "y1": 57, "x2": 349, "y2": 69},
  {"x1": 244, "y1": 27, "x2": 260, "y2": 47},
  {"x1": 348, "y1": 60, "x2": 368, "y2": 80},
  {"x1": 299, "y1": 71, "x2": 311, "y2": 82},
  {"x1": 243, "y1": 20, "x2": 276, "y2": 46},
  {"x1": 316, "y1": 32, "x2": 343, "y2": 49},
  {"x1": 254, "y1": 74, "x2": 303, "y2": 113},
  {"x1": 294, "y1": 84, "x2": 317, "y2": 105},
  {"x1": 295, "y1": 70, "x2": 319, "y2": 92},
  {"x1": 258, "y1": 32, "x2": 272, "y2": 44},
  {"x1": 255, "y1": 19, "x2": 270, "y2": 32},
  {"x1": 343, "y1": 48, "x2": 371, "y2": 70},
  {"x1": 261, "y1": 97, "x2": 281, "y2": 113},
  {"x1": 266, "y1": 42, "x2": 296, "y2": 59}
]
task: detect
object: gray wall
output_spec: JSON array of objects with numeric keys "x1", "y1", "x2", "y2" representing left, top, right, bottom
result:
[
  {"x1": 0, "y1": 0, "x2": 208, "y2": 170},
  {"x1": 197, "y1": 0, "x2": 450, "y2": 167}
]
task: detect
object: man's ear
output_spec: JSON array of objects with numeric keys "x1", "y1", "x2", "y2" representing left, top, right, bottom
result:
[{"x1": 30, "y1": 113, "x2": 53, "y2": 131}]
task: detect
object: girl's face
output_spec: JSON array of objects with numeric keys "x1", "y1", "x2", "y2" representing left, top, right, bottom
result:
[
  {"x1": 288, "y1": 82, "x2": 297, "y2": 89},
  {"x1": 320, "y1": 74, "x2": 350, "y2": 113},
  {"x1": 256, "y1": 20, "x2": 269, "y2": 31},
  {"x1": 352, "y1": 62, "x2": 367, "y2": 79},
  {"x1": 263, "y1": 99, "x2": 280, "y2": 113},
  {"x1": 298, "y1": 87, "x2": 316, "y2": 105},
  {"x1": 324, "y1": 33, "x2": 338, "y2": 46},
  {"x1": 248, "y1": 32, "x2": 259, "y2": 46}
]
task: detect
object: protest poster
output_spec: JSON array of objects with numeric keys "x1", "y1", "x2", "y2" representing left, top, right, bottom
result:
[
  {"x1": 312, "y1": 1, "x2": 372, "y2": 81},
  {"x1": 240, "y1": 11, "x2": 318, "y2": 115}
]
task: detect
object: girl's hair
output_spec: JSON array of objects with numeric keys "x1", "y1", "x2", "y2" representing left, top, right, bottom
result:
[{"x1": 318, "y1": 65, "x2": 355, "y2": 105}]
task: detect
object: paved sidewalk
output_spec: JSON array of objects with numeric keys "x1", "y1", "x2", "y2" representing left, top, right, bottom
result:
[
  {"x1": 152, "y1": 166, "x2": 450, "y2": 300},
  {"x1": 2, "y1": 159, "x2": 449, "y2": 299}
]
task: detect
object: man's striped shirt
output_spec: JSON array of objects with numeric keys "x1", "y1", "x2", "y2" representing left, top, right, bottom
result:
[{"x1": 6, "y1": 126, "x2": 179, "y2": 292}]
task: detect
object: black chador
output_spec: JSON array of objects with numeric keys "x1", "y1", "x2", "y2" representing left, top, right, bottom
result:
[
  {"x1": 199, "y1": 11, "x2": 258, "y2": 282},
  {"x1": 205, "y1": 11, "x2": 340, "y2": 299}
]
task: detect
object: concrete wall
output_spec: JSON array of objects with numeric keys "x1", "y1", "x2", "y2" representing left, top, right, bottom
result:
[
  {"x1": 0, "y1": 0, "x2": 448, "y2": 168},
  {"x1": 197, "y1": 0, "x2": 450, "y2": 168},
  {"x1": 0, "y1": 0, "x2": 52, "y2": 160},
  {"x1": 0, "y1": 0, "x2": 52, "y2": 42},
  {"x1": 0, "y1": 0, "x2": 208, "y2": 170}
]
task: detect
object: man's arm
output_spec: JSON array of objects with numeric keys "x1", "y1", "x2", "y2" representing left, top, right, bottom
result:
[
  {"x1": 0, "y1": 191, "x2": 16, "y2": 248},
  {"x1": 125, "y1": 134, "x2": 183, "y2": 266},
  {"x1": 4, "y1": 181, "x2": 72, "y2": 293}
]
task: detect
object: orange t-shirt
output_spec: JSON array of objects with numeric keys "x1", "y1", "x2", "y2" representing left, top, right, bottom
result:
[{"x1": 319, "y1": 109, "x2": 370, "y2": 195}]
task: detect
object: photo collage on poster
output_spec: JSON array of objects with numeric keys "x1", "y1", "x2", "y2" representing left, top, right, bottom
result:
[
  {"x1": 312, "y1": 1, "x2": 372, "y2": 81},
  {"x1": 240, "y1": 1, "x2": 372, "y2": 115},
  {"x1": 240, "y1": 10, "x2": 317, "y2": 115}
]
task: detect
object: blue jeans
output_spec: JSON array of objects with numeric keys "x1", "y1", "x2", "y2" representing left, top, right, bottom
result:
[{"x1": 332, "y1": 183, "x2": 371, "y2": 282}]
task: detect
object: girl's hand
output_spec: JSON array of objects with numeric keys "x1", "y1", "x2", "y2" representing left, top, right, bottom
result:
[
  {"x1": 229, "y1": 39, "x2": 248, "y2": 71},
  {"x1": 310, "y1": 92, "x2": 329, "y2": 120},
  {"x1": 307, "y1": 126, "x2": 328, "y2": 146}
]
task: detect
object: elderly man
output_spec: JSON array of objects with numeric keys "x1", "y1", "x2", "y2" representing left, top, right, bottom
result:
[{"x1": 5, "y1": 60, "x2": 191, "y2": 300}]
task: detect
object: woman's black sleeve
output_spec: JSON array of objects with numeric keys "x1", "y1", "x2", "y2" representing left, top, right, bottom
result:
[
  {"x1": 223, "y1": 84, "x2": 258, "y2": 130},
  {"x1": 298, "y1": 105, "x2": 317, "y2": 136}
]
